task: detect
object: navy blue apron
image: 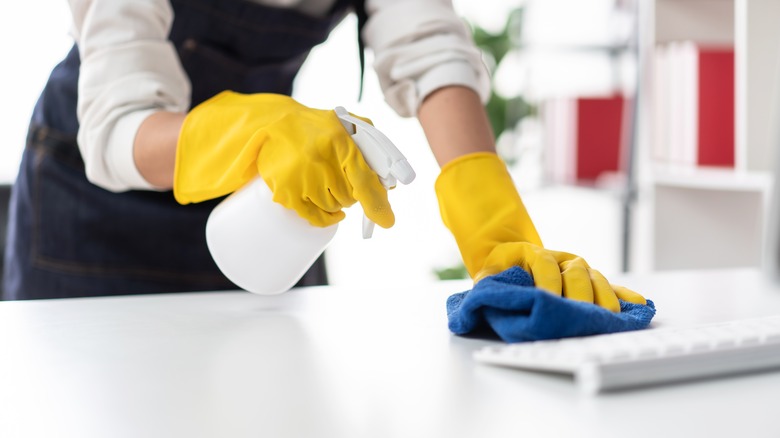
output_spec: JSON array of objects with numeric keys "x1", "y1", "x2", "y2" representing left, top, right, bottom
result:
[{"x1": 2, "y1": 0, "x2": 363, "y2": 300}]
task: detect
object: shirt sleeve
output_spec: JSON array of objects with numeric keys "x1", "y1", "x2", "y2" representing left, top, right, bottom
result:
[
  {"x1": 69, "y1": 0, "x2": 190, "y2": 192},
  {"x1": 363, "y1": 0, "x2": 491, "y2": 117}
]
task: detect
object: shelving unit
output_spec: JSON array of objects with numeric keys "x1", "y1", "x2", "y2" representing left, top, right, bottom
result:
[{"x1": 633, "y1": 0, "x2": 780, "y2": 271}]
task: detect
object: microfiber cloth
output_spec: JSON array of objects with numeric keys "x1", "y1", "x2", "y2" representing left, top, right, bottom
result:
[{"x1": 447, "y1": 267, "x2": 656, "y2": 343}]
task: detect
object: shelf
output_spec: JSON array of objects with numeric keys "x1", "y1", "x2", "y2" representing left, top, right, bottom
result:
[
  {"x1": 650, "y1": 165, "x2": 772, "y2": 192},
  {"x1": 648, "y1": 167, "x2": 771, "y2": 271},
  {"x1": 654, "y1": 0, "x2": 734, "y2": 45},
  {"x1": 652, "y1": 183, "x2": 765, "y2": 270},
  {"x1": 641, "y1": 0, "x2": 780, "y2": 272}
]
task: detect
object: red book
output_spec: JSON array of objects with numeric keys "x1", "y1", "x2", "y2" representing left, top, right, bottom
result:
[
  {"x1": 697, "y1": 48, "x2": 734, "y2": 167},
  {"x1": 653, "y1": 43, "x2": 734, "y2": 167},
  {"x1": 575, "y1": 96, "x2": 624, "y2": 181}
]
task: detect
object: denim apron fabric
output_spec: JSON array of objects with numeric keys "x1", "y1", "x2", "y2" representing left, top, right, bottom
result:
[{"x1": 2, "y1": 0, "x2": 358, "y2": 300}]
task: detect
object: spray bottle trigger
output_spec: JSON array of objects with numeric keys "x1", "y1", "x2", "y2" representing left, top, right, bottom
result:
[{"x1": 362, "y1": 215, "x2": 375, "y2": 239}]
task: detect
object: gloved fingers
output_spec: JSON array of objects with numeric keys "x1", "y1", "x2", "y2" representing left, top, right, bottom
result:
[
  {"x1": 359, "y1": 195, "x2": 394, "y2": 228},
  {"x1": 477, "y1": 242, "x2": 563, "y2": 295},
  {"x1": 304, "y1": 187, "x2": 348, "y2": 215},
  {"x1": 549, "y1": 249, "x2": 591, "y2": 267},
  {"x1": 305, "y1": 166, "x2": 355, "y2": 214},
  {"x1": 342, "y1": 144, "x2": 395, "y2": 229},
  {"x1": 474, "y1": 242, "x2": 544, "y2": 285},
  {"x1": 611, "y1": 284, "x2": 647, "y2": 305},
  {"x1": 559, "y1": 258, "x2": 594, "y2": 304},
  {"x1": 296, "y1": 197, "x2": 346, "y2": 228},
  {"x1": 474, "y1": 242, "x2": 526, "y2": 282},
  {"x1": 527, "y1": 250, "x2": 564, "y2": 296},
  {"x1": 589, "y1": 269, "x2": 621, "y2": 312},
  {"x1": 349, "y1": 113, "x2": 373, "y2": 126},
  {"x1": 475, "y1": 251, "x2": 561, "y2": 295},
  {"x1": 261, "y1": 154, "x2": 350, "y2": 227}
]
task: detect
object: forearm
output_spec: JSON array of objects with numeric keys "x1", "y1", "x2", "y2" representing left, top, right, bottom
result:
[
  {"x1": 133, "y1": 111, "x2": 185, "y2": 189},
  {"x1": 417, "y1": 86, "x2": 496, "y2": 167}
]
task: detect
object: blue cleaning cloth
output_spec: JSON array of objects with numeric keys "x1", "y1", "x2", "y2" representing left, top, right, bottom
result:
[{"x1": 447, "y1": 267, "x2": 656, "y2": 343}]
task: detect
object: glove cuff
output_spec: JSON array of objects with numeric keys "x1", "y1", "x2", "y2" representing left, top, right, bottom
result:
[{"x1": 435, "y1": 151, "x2": 542, "y2": 277}]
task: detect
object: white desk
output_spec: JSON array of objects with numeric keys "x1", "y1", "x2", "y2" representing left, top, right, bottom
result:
[{"x1": 2, "y1": 268, "x2": 780, "y2": 438}]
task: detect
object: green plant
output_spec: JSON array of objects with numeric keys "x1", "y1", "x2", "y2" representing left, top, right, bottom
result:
[
  {"x1": 433, "y1": 264, "x2": 470, "y2": 281},
  {"x1": 472, "y1": 7, "x2": 535, "y2": 156}
]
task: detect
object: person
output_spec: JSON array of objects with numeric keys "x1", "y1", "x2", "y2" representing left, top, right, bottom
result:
[{"x1": 2, "y1": 0, "x2": 645, "y2": 311}]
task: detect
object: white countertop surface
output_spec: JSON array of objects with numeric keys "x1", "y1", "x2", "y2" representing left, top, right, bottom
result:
[{"x1": 2, "y1": 268, "x2": 780, "y2": 438}]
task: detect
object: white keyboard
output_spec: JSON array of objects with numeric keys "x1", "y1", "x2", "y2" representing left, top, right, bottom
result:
[{"x1": 474, "y1": 314, "x2": 780, "y2": 394}]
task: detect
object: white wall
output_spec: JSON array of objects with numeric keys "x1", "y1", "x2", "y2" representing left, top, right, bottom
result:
[{"x1": 0, "y1": 2, "x2": 72, "y2": 183}]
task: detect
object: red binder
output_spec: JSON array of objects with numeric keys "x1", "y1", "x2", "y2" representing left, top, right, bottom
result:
[
  {"x1": 576, "y1": 96, "x2": 624, "y2": 181},
  {"x1": 697, "y1": 48, "x2": 734, "y2": 167}
]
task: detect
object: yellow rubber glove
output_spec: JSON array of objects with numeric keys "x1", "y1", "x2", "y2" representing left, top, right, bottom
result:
[
  {"x1": 174, "y1": 91, "x2": 393, "y2": 228},
  {"x1": 435, "y1": 152, "x2": 645, "y2": 312}
]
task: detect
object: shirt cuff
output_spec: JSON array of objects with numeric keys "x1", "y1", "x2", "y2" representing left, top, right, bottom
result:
[
  {"x1": 106, "y1": 108, "x2": 164, "y2": 191},
  {"x1": 416, "y1": 60, "x2": 491, "y2": 107}
]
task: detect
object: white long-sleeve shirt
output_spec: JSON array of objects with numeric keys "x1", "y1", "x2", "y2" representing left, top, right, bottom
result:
[{"x1": 68, "y1": 0, "x2": 490, "y2": 192}]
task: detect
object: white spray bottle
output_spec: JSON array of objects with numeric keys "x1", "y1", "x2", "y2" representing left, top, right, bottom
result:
[{"x1": 205, "y1": 107, "x2": 416, "y2": 294}]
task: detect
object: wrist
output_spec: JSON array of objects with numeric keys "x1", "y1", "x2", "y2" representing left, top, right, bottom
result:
[
  {"x1": 418, "y1": 86, "x2": 496, "y2": 167},
  {"x1": 134, "y1": 111, "x2": 185, "y2": 189}
]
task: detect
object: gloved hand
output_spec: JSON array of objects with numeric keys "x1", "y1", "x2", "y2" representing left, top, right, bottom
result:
[
  {"x1": 475, "y1": 242, "x2": 646, "y2": 312},
  {"x1": 435, "y1": 152, "x2": 645, "y2": 312},
  {"x1": 174, "y1": 91, "x2": 393, "y2": 228}
]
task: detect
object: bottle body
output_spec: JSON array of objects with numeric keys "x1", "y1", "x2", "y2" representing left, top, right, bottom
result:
[{"x1": 206, "y1": 177, "x2": 338, "y2": 295}]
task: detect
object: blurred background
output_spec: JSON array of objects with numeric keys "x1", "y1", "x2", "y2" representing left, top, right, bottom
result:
[{"x1": 2, "y1": 0, "x2": 777, "y2": 289}]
